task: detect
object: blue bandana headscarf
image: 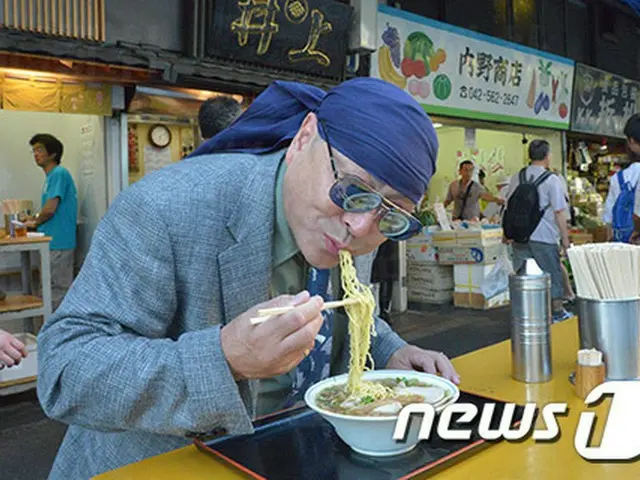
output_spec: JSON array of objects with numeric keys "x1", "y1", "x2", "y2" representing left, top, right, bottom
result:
[{"x1": 190, "y1": 77, "x2": 438, "y2": 203}]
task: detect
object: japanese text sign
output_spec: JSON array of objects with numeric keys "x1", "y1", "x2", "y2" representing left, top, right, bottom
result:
[
  {"x1": 206, "y1": 0, "x2": 352, "y2": 79},
  {"x1": 372, "y1": 5, "x2": 575, "y2": 129},
  {"x1": 570, "y1": 63, "x2": 640, "y2": 138}
]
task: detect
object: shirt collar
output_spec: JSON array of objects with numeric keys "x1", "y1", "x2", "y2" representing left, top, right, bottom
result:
[{"x1": 272, "y1": 158, "x2": 299, "y2": 267}]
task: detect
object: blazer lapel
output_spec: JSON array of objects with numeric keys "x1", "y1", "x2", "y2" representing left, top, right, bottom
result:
[{"x1": 217, "y1": 152, "x2": 282, "y2": 323}]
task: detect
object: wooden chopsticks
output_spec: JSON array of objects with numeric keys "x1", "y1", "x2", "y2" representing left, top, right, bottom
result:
[{"x1": 249, "y1": 297, "x2": 360, "y2": 325}]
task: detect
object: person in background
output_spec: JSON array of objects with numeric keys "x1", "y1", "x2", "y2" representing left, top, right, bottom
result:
[
  {"x1": 25, "y1": 134, "x2": 77, "y2": 312},
  {"x1": 371, "y1": 240, "x2": 399, "y2": 324},
  {"x1": 478, "y1": 169, "x2": 488, "y2": 214},
  {"x1": 0, "y1": 328, "x2": 28, "y2": 369},
  {"x1": 604, "y1": 114, "x2": 640, "y2": 242},
  {"x1": 482, "y1": 176, "x2": 511, "y2": 220},
  {"x1": 554, "y1": 169, "x2": 576, "y2": 304},
  {"x1": 607, "y1": 114, "x2": 640, "y2": 241},
  {"x1": 197, "y1": 95, "x2": 244, "y2": 140},
  {"x1": 444, "y1": 160, "x2": 504, "y2": 221},
  {"x1": 505, "y1": 140, "x2": 572, "y2": 323}
]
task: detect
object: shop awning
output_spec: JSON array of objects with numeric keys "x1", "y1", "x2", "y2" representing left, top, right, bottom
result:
[{"x1": 0, "y1": 28, "x2": 343, "y2": 95}]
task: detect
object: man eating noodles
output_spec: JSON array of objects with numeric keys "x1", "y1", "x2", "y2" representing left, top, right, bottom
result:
[{"x1": 37, "y1": 78, "x2": 460, "y2": 479}]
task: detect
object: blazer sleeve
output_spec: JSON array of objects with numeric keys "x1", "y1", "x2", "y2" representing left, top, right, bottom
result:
[
  {"x1": 36, "y1": 187, "x2": 255, "y2": 437},
  {"x1": 370, "y1": 316, "x2": 407, "y2": 367}
]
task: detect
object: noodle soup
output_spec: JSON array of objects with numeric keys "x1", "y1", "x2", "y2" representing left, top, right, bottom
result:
[
  {"x1": 316, "y1": 377, "x2": 449, "y2": 417},
  {"x1": 305, "y1": 370, "x2": 460, "y2": 457}
]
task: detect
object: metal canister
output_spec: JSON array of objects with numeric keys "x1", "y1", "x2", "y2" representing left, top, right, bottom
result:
[
  {"x1": 577, "y1": 297, "x2": 640, "y2": 380},
  {"x1": 509, "y1": 258, "x2": 552, "y2": 383}
]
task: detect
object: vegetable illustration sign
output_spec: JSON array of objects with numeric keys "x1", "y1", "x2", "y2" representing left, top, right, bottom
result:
[{"x1": 373, "y1": 5, "x2": 575, "y2": 129}]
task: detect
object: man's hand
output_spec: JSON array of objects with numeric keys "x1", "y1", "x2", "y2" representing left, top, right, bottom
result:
[
  {"x1": 220, "y1": 291, "x2": 324, "y2": 380},
  {"x1": 385, "y1": 345, "x2": 460, "y2": 385},
  {"x1": 0, "y1": 330, "x2": 28, "y2": 370}
]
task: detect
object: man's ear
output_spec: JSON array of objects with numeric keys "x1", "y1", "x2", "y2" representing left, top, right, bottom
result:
[{"x1": 285, "y1": 112, "x2": 318, "y2": 165}]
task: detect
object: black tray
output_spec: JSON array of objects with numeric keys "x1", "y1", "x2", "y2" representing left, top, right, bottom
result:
[{"x1": 195, "y1": 391, "x2": 527, "y2": 479}]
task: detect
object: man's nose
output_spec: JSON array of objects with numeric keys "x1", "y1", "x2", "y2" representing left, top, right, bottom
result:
[{"x1": 343, "y1": 210, "x2": 379, "y2": 238}]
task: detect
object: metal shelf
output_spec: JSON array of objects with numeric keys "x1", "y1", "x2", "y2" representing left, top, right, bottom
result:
[
  {"x1": 0, "y1": 295, "x2": 44, "y2": 314},
  {"x1": 0, "y1": 237, "x2": 52, "y2": 394}
]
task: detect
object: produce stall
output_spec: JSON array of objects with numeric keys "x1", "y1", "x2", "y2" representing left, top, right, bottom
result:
[
  {"x1": 567, "y1": 62, "x2": 640, "y2": 225},
  {"x1": 566, "y1": 174, "x2": 608, "y2": 243}
]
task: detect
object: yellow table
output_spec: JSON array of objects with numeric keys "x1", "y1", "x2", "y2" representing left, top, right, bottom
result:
[{"x1": 96, "y1": 319, "x2": 639, "y2": 479}]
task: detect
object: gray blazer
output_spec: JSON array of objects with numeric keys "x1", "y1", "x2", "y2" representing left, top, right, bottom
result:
[{"x1": 36, "y1": 150, "x2": 407, "y2": 479}]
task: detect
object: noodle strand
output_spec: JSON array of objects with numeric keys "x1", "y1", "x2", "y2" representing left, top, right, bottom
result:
[{"x1": 339, "y1": 250, "x2": 394, "y2": 401}]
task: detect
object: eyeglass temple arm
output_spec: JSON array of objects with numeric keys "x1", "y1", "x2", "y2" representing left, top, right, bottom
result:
[{"x1": 319, "y1": 119, "x2": 339, "y2": 181}]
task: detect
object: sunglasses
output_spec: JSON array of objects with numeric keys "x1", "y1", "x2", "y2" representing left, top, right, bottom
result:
[{"x1": 319, "y1": 121, "x2": 423, "y2": 241}]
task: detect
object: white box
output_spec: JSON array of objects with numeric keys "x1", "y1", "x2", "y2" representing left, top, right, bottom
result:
[
  {"x1": 407, "y1": 229, "x2": 439, "y2": 264},
  {"x1": 454, "y1": 291, "x2": 510, "y2": 310},
  {"x1": 437, "y1": 244, "x2": 503, "y2": 265},
  {"x1": 0, "y1": 333, "x2": 38, "y2": 384},
  {"x1": 454, "y1": 264, "x2": 495, "y2": 294},
  {"x1": 453, "y1": 264, "x2": 511, "y2": 307},
  {"x1": 407, "y1": 242, "x2": 438, "y2": 264}
]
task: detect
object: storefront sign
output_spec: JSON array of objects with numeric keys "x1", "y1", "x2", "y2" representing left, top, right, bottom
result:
[
  {"x1": 372, "y1": 5, "x2": 575, "y2": 129},
  {"x1": 570, "y1": 63, "x2": 640, "y2": 138},
  {"x1": 206, "y1": 0, "x2": 352, "y2": 79}
]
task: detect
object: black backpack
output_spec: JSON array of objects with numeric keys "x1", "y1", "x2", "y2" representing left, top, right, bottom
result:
[{"x1": 503, "y1": 168, "x2": 553, "y2": 243}]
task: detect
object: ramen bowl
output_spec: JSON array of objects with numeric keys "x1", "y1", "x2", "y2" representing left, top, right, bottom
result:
[{"x1": 304, "y1": 369, "x2": 460, "y2": 457}]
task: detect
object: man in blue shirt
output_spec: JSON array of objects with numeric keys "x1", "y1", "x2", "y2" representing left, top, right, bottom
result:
[{"x1": 26, "y1": 134, "x2": 78, "y2": 311}]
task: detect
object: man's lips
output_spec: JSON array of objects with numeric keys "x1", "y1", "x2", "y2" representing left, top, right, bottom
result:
[{"x1": 324, "y1": 234, "x2": 348, "y2": 256}]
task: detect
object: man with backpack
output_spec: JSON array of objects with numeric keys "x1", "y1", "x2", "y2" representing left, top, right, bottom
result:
[
  {"x1": 503, "y1": 139, "x2": 572, "y2": 323},
  {"x1": 603, "y1": 113, "x2": 640, "y2": 242}
]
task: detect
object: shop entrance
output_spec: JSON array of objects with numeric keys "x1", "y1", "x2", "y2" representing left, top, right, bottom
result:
[
  {"x1": 0, "y1": 74, "x2": 111, "y2": 342},
  {"x1": 0, "y1": 78, "x2": 110, "y2": 276},
  {"x1": 122, "y1": 87, "x2": 246, "y2": 187},
  {"x1": 425, "y1": 118, "x2": 565, "y2": 210}
]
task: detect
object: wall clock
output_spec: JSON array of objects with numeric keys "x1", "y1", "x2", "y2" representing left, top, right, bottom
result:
[{"x1": 149, "y1": 124, "x2": 172, "y2": 148}]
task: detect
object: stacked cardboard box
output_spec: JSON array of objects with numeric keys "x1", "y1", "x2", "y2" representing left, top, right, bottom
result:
[
  {"x1": 453, "y1": 264, "x2": 510, "y2": 310},
  {"x1": 407, "y1": 264, "x2": 454, "y2": 305},
  {"x1": 429, "y1": 226, "x2": 511, "y2": 310},
  {"x1": 435, "y1": 228, "x2": 504, "y2": 266},
  {"x1": 406, "y1": 228, "x2": 453, "y2": 305},
  {"x1": 569, "y1": 231, "x2": 594, "y2": 245}
]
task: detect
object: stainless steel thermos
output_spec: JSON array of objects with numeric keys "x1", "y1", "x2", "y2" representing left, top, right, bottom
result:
[{"x1": 509, "y1": 258, "x2": 552, "y2": 383}]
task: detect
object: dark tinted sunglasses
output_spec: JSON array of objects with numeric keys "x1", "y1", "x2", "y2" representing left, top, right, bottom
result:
[
  {"x1": 329, "y1": 176, "x2": 424, "y2": 240},
  {"x1": 319, "y1": 120, "x2": 423, "y2": 241}
]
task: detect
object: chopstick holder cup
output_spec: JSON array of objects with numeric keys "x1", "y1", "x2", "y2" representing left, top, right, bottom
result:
[{"x1": 575, "y1": 348, "x2": 606, "y2": 399}]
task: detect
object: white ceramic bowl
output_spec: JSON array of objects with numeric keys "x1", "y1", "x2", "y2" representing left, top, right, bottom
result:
[{"x1": 304, "y1": 369, "x2": 460, "y2": 457}]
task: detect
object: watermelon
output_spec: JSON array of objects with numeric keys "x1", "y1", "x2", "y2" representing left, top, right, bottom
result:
[{"x1": 433, "y1": 74, "x2": 452, "y2": 101}]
